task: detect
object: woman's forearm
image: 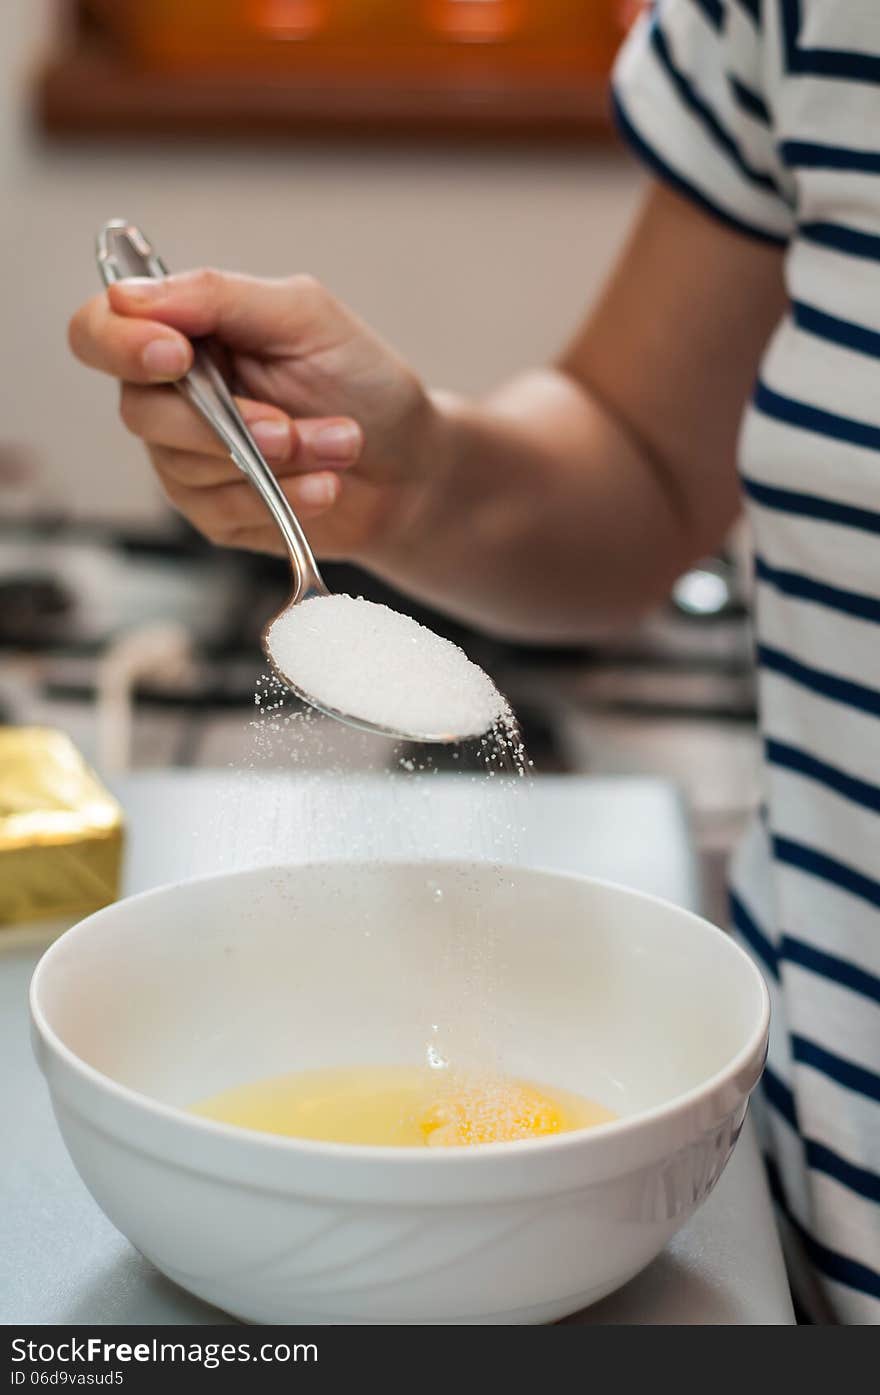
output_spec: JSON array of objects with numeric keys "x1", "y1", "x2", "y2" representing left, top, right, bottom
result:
[
  {"x1": 364, "y1": 187, "x2": 786, "y2": 642},
  {"x1": 366, "y1": 366, "x2": 725, "y2": 643}
]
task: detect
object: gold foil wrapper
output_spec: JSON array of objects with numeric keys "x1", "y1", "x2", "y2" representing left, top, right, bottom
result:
[{"x1": 0, "y1": 727, "x2": 124, "y2": 926}]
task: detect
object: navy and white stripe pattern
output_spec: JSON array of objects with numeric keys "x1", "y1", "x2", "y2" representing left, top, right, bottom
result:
[{"x1": 614, "y1": 0, "x2": 880, "y2": 1323}]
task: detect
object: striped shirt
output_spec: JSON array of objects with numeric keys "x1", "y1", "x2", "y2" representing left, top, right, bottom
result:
[{"x1": 613, "y1": 1, "x2": 880, "y2": 1324}]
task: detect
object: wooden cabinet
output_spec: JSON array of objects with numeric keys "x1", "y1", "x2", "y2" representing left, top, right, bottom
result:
[{"x1": 38, "y1": 2, "x2": 638, "y2": 141}]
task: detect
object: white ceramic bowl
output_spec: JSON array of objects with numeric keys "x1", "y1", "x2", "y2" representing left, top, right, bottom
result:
[{"x1": 30, "y1": 861, "x2": 768, "y2": 1325}]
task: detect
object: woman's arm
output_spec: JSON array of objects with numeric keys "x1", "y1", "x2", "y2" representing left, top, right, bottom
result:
[
  {"x1": 68, "y1": 184, "x2": 786, "y2": 641},
  {"x1": 369, "y1": 185, "x2": 787, "y2": 639}
]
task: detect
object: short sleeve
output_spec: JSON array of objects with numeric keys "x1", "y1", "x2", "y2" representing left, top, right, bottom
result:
[{"x1": 612, "y1": 0, "x2": 795, "y2": 246}]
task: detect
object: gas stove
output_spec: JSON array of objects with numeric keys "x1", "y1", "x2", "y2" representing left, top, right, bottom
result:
[{"x1": 0, "y1": 514, "x2": 758, "y2": 795}]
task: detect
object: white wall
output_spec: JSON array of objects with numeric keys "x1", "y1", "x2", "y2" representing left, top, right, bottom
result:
[{"x1": 1, "y1": 0, "x2": 643, "y2": 523}]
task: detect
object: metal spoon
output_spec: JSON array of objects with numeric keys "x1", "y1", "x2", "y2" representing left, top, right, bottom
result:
[{"x1": 96, "y1": 219, "x2": 463, "y2": 744}]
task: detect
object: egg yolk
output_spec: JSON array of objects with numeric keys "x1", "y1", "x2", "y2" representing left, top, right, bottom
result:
[
  {"x1": 191, "y1": 1066, "x2": 616, "y2": 1148},
  {"x1": 419, "y1": 1080, "x2": 568, "y2": 1147}
]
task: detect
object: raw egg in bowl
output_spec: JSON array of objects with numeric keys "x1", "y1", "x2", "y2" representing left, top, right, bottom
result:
[{"x1": 30, "y1": 861, "x2": 768, "y2": 1324}]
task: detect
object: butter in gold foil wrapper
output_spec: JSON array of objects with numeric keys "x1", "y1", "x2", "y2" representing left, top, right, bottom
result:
[{"x1": 0, "y1": 727, "x2": 124, "y2": 926}]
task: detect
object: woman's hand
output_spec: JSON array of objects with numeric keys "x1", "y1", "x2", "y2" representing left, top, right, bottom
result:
[{"x1": 68, "y1": 269, "x2": 439, "y2": 561}]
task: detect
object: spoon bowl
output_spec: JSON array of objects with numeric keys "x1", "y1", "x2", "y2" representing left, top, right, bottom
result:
[
  {"x1": 262, "y1": 650, "x2": 474, "y2": 744},
  {"x1": 261, "y1": 597, "x2": 506, "y2": 745}
]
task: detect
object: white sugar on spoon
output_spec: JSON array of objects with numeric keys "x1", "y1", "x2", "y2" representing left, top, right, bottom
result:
[{"x1": 266, "y1": 594, "x2": 509, "y2": 744}]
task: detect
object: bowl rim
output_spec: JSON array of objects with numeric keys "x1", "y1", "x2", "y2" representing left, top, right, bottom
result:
[{"x1": 30, "y1": 858, "x2": 770, "y2": 1170}]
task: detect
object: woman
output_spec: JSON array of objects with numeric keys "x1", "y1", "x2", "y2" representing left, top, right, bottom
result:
[{"x1": 69, "y1": 1, "x2": 879, "y2": 1322}]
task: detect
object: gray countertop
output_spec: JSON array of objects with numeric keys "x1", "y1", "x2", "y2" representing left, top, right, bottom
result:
[{"x1": 0, "y1": 772, "x2": 793, "y2": 1325}]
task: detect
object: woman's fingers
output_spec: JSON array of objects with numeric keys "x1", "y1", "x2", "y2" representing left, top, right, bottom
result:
[
  {"x1": 130, "y1": 392, "x2": 362, "y2": 488},
  {"x1": 154, "y1": 447, "x2": 343, "y2": 545},
  {"x1": 107, "y1": 268, "x2": 347, "y2": 355},
  {"x1": 119, "y1": 385, "x2": 292, "y2": 462},
  {"x1": 71, "y1": 269, "x2": 349, "y2": 389},
  {"x1": 69, "y1": 292, "x2": 193, "y2": 383}
]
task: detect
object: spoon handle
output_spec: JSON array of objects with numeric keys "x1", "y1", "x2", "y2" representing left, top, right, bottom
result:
[{"x1": 96, "y1": 220, "x2": 327, "y2": 602}]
